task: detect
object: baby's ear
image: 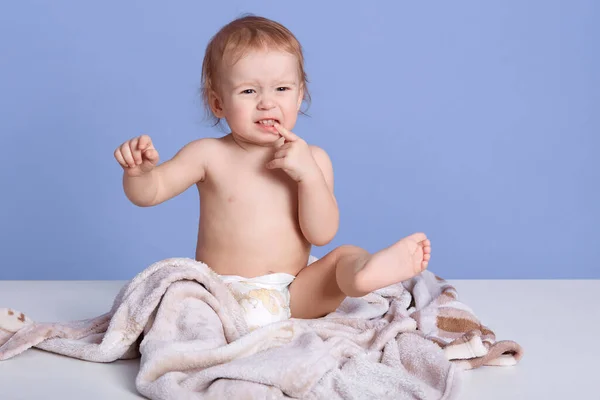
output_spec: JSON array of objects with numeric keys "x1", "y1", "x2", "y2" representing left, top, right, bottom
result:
[
  {"x1": 209, "y1": 90, "x2": 225, "y2": 118},
  {"x1": 296, "y1": 86, "x2": 304, "y2": 111}
]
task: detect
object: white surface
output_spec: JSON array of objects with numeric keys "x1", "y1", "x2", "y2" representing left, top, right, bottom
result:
[{"x1": 0, "y1": 279, "x2": 598, "y2": 399}]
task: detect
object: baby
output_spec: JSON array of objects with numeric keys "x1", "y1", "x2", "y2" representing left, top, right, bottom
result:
[{"x1": 114, "y1": 15, "x2": 431, "y2": 330}]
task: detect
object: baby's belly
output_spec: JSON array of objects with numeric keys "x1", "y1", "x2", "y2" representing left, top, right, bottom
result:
[{"x1": 195, "y1": 223, "x2": 311, "y2": 278}]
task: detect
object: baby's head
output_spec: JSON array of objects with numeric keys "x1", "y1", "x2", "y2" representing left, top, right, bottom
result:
[{"x1": 201, "y1": 15, "x2": 310, "y2": 142}]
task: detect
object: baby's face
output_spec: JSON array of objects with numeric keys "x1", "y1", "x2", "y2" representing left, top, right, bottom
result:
[{"x1": 216, "y1": 49, "x2": 303, "y2": 145}]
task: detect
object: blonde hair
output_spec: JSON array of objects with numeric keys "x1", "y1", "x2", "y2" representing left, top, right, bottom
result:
[{"x1": 200, "y1": 14, "x2": 311, "y2": 126}]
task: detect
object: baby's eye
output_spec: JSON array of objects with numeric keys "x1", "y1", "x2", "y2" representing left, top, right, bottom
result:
[
  {"x1": 276, "y1": 87, "x2": 290, "y2": 92},
  {"x1": 241, "y1": 89, "x2": 255, "y2": 94}
]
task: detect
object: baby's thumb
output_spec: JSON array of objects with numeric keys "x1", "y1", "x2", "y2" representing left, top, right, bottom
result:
[{"x1": 140, "y1": 148, "x2": 159, "y2": 172}]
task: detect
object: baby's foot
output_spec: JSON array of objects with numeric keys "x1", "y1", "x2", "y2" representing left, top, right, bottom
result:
[{"x1": 354, "y1": 233, "x2": 431, "y2": 294}]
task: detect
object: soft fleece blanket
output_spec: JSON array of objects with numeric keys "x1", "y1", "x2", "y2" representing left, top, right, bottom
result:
[{"x1": 0, "y1": 257, "x2": 523, "y2": 399}]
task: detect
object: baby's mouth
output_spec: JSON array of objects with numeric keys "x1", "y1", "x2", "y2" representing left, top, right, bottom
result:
[{"x1": 256, "y1": 119, "x2": 280, "y2": 127}]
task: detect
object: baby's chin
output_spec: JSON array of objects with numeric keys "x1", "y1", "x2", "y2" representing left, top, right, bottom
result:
[{"x1": 230, "y1": 130, "x2": 282, "y2": 147}]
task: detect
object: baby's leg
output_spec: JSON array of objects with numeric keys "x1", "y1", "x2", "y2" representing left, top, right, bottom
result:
[{"x1": 289, "y1": 233, "x2": 431, "y2": 319}]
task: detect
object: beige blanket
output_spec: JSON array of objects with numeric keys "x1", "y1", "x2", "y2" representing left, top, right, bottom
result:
[{"x1": 0, "y1": 257, "x2": 522, "y2": 399}]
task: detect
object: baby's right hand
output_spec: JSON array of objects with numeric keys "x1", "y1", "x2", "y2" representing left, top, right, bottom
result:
[{"x1": 114, "y1": 134, "x2": 160, "y2": 177}]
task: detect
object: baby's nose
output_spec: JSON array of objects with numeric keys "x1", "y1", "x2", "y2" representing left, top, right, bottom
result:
[{"x1": 257, "y1": 95, "x2": 276, "y2": 110}]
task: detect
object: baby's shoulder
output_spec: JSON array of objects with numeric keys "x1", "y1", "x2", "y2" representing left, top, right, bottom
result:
[
  {"x1": 179, "y1": 137, "x2": 225, "y2": 160},
  {"x1": 185, "y1": 136, "x2": 222, "y2": 151},
  {"x1": 308, "y1": 144, "x2": 333, "y2": 167},
  {"x1": 308, "y1": 144, "x2": 328, "y2": 156}
]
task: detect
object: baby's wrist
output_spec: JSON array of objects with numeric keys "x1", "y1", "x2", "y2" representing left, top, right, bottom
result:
[{"x1": 298, "y1": 168, "x2": 322, "y2": 184}]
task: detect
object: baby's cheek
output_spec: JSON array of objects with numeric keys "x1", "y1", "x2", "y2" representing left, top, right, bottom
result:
[
  {"x1": 283, "y1": 108, "x2": 299, "y2": 128},
  {"x1": 228, "y1": 104, "x2": 252, "y2": 124}
]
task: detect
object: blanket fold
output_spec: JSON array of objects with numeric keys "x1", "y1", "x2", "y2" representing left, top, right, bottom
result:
[{"x1": 0, "y1": 257, "x2": 522, "y2": 399}]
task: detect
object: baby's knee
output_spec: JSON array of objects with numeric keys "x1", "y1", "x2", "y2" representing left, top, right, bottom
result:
[
  {"x1": 335, "y1": 244, "x2": 367, "y2": 258},
  {"x1": 330, "y1": 245, "x2": 369, "y2": 267}
]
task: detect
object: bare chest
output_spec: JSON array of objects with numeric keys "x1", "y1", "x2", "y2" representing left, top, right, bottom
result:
[{"x1": 201, "y1": 159, "x2": 298, "y2": 224}]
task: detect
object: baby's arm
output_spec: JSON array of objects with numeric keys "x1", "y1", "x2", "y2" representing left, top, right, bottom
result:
[
  {"x1": 265, "y1": 124, "x2": 339, "y2": 246},
  {"x1": 297, "y1": 145, "x2": 339, "y2": 246},
  {"x1": 116, "y1": 136, "x2": 211, "y2": 207}
]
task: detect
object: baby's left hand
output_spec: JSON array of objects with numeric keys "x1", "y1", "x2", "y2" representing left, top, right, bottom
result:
[{"x1": 266, "y1": 123, "x2": 321, "y2": 183}]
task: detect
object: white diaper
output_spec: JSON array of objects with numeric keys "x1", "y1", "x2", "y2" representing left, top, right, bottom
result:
[{"x1": 219, "y1": 272, "x2": 296, "y2": 331}]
